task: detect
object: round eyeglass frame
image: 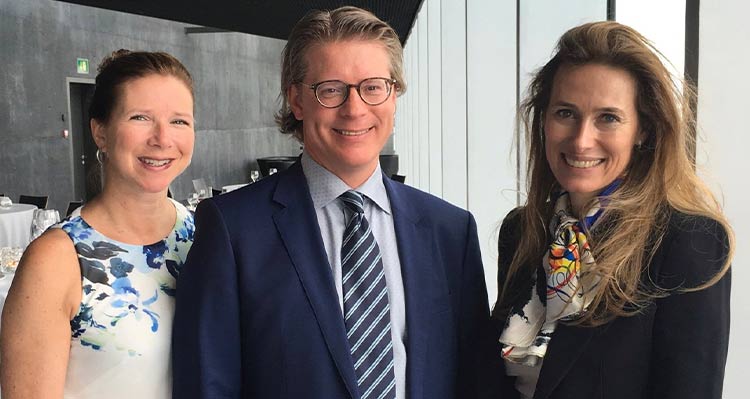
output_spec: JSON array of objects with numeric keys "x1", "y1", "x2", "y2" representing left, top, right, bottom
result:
[{"x1": 301, "y1": 77, "x2": 398, "y2": 108}]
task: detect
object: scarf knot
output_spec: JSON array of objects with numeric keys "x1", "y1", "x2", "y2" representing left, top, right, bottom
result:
[{"x1": 499, "y1": 180, "x2": 620, "y2": 366}]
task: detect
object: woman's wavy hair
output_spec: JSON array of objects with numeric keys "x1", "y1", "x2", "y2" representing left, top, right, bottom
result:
[
  {"x1": 275, "y1": 6, "x2": 406, "y2": 142},
  {"x1": 500, "y1": 21, "x2": 734, "y2": 326}
]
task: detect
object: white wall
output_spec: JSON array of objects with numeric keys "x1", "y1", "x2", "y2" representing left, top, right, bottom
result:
[
  {"x1": 465, "y1": 0, "x2": 519, "y2": 304},
  {"x1": 616, "y1": 0, "x2": 686, "y2": 79},
  {"x1": 697, "y1": 2, "x2": 750, "y2": 397}
]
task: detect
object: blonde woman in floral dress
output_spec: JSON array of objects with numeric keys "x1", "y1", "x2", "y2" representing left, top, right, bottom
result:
[{"x1": 1, "y1": 50, "x2": 195, "y2": 398}]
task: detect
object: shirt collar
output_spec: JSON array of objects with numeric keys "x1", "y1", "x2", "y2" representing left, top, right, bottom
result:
[{"x1": 301, "y1": 152, "x2": 391, "y2": 214}]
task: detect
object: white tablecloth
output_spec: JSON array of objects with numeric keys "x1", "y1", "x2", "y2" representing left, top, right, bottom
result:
[
  {"x1": 1, "y1": 273, "x2": 15, "y2": 370},
  {"x1": 0, "y1": 272, "x2": 13, "y2": 324},
  {"x1": 1, "y1": 271, "x2": 14, "y2": 399},
  {"x1": 0, "y1": 204, "x2": 37, "y2": 248},
  {"x1": 1, "y1": 246, "x2": 19, "y2": 399}
]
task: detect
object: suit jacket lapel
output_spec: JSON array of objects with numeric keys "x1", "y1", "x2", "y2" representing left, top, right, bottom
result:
[
  {"x1": 272, "y1": 162, "x2": 359, "y2": 398},
  {"x1": 384, "y1": 177, "x2": 448, "y2": 399}
]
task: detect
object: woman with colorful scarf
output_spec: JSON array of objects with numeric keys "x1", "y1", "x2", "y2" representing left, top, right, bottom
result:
[{"x1": 492, "y1": 22, "x2": 733, "y2": 399}]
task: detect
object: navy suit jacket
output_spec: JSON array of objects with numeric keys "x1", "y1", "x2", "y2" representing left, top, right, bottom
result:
[{"x1": 173, "y1": 162, "x2": 502, "y2": 398}]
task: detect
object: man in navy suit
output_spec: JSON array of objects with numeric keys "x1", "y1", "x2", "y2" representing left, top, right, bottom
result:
[{"x1": 173, "y1": 6, "x2": 501, "y2": 399}]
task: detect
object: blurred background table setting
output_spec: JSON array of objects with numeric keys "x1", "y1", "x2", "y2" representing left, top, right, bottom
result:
[
  {"x1": 0, "y1": 197, "x2": 37, "y2": 249},
  {"x1": 0, "y1": 203, "x2": 60, "y2": 331}
]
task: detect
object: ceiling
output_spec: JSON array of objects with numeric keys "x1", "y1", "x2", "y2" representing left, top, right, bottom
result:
[{"x1": 55, "y1": 0, "x2": 424, "y2": 44}]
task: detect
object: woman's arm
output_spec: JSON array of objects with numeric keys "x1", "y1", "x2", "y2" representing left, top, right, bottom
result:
[
  {"x1": 0, "y1": 229, "x2": 82, "y2": 398},
  {"x1": 648, "y1": 215, "x2": 731, "y2": 399},
  {"x1": 491, "y1": 207, "x2": 524, "y2": 399},
  {"x1": 491, "y1": 207, "x2": 523, "y2": 325}
]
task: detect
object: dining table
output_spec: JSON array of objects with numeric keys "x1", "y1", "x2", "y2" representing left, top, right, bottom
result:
[
  {"x1": 0, "y1": 203, "x2": 37, "y2": 248},
  {"x1": 0, "y1": 267, "x2": 13, "y2": 398},
  {"x1": 0, "y1": 270, "x2": 13, "y2": 326}
]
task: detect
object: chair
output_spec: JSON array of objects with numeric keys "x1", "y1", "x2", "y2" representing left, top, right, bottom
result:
[
  {"x1": 66, "y1": 201, "x2": 83, "y2": 217},
  {"x1": 19, "y1": 194, "x2": 49, "y2": 209}
]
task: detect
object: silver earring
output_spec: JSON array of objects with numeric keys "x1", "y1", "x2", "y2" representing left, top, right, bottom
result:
[{"x1": 96, "y1": 149, "x2": 106, "y2": 164}]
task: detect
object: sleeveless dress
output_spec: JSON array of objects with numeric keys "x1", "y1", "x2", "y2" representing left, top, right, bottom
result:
[{"x1": 54, "y1": 199, "x2": 194, "y2": 398}]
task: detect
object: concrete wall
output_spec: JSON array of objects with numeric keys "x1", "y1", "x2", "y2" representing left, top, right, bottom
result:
[{"x1": 0, "y1": 0, "x2": 300, "y2": 212}]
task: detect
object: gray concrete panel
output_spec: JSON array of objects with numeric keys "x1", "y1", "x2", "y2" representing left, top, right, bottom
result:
[{"x1": 0, "y1": 0, "x2": 299, "y2": 212}]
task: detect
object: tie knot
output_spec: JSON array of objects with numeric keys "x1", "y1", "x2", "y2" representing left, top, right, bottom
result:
[{"x1": 340, "y1": 190, "x2": 364, "y2": 214}]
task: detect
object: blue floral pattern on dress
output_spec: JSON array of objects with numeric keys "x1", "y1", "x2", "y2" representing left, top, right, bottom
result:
[{"x1": 56, "y1": 200, "x2": 194, "y2": 356}]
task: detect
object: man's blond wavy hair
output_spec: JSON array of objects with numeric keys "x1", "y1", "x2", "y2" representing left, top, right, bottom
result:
[{"x1": 275, "y1": 6, "x2": 406, "y2": 142}]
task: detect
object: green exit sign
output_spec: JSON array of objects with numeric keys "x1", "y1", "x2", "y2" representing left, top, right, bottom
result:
[{"x1": 76, "y1": 58, "x2": 89, "y2": 74}]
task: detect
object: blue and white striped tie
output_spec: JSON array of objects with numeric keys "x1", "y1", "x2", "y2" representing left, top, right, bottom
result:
[{"x1": 340, "y1": 190, "x2": 396, "y2": 399}]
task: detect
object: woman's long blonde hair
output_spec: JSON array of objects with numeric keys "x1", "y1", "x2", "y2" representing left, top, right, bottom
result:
[{"x1": 499, "y1": 21, "x2": 734, "y2": 326}]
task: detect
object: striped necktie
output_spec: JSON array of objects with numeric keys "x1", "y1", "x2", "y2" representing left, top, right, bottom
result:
[{"x1": 339, "y1": 190, "x2": 396, "y2": 399}]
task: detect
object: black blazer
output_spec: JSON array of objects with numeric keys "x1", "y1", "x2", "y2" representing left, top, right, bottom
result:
[{"x1": 491, "y1": 208, "x2": 731, "y2": 399}]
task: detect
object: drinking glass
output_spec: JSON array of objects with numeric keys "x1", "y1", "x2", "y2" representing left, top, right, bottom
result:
[
  {"x1": 268, "y1": 167, "x2": 278, "y2": 175},
  {"x1": 0, "y1": 247, "x2": 8, "y2": 276},
  {"x1": 30, "y1": 209, "x2": 60, "y2": 241},
  {"x1": 1, "y1": 247, "x2": 23, "y2": 274},
  {"x1": 250, "y1": 170, "x2": 260, "y2": 183},
  {"x1": 186, "y1": 192, "x2": 200, "y2": 212},
  {"x1": 196, "y1": 187, "x2": 213, "y2": 200}
]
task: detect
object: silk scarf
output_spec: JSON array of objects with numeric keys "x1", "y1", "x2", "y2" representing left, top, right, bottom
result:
[{"x1": 499, "y1": 181, "x2": 620, "y2": 366}]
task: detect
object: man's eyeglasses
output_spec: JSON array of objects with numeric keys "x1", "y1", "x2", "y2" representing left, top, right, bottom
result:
[{"x1": 301, "y1": 77, "x2": 397, "y2": 108}]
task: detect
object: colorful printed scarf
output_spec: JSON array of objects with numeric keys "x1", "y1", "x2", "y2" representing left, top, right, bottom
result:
[{"x1": 499, "y1": 181, "x2": 620, "y2": 366}]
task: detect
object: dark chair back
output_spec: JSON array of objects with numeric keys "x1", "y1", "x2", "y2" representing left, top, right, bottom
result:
[
  {"x1": 19, "y1": 194, "x2": 49, "y2": 209},
  {"x1": 66, "y1": 201, "x2": 83, "y2": 217}
]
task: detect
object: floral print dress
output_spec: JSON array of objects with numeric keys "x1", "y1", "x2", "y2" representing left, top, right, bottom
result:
[{"x1": 54, "y1": 199, "x2": 194, "y2": 398}]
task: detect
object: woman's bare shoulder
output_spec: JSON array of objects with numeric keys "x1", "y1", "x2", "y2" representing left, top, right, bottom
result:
[
  {"x1": 19, "y1": 228, "x2": 78, "y2": 272},
  {"x1": 7, "y1": 228, "x2": 81, "y2": 317}
]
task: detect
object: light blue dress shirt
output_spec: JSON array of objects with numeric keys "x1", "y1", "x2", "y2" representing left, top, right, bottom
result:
[{"x1": 301, "y1": 152, "x2": 407, "y2": 399}]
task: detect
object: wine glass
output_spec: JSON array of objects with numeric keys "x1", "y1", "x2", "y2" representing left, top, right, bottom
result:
[
  {"x1": 250, "y1": 170, "x2": 260, "y2": 183},
  {"x1": 186, "y1": 192, "x2": 200, "y2": 212},
  {"x1": 29, "y1": 209, "x2": 60, "y2": 242},
  {"x1": 1, "y1": 247, "x2": 23, "y2": 274},
  {"x1": 0, "y1": 247, "x2": 8, "y2": 277},
  {"x1": 196, "y1": 187, "x2": 213, "y2": 201}
]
